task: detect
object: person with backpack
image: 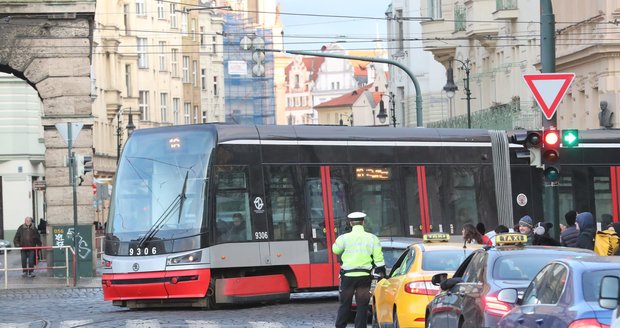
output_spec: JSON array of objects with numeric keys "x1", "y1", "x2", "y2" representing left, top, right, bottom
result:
[
  {"x1": 575, "y1": 212, "x2": 596, "y2": 250},
  {"x1": 560, "y1": 210, "x2": 579, "y2": 247},
  {"x1": 601, "y1": 221, "x2": 620, "y2": 256}
]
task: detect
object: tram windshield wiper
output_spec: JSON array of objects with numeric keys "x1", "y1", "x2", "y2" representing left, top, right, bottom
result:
[{"x1": 138, "y1": 171, "x2": 189, "y2": 247}]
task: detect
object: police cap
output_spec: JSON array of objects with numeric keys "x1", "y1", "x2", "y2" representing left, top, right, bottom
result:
[{"x1": 347, "y1": 212, "x2": 366, "y2": 221}]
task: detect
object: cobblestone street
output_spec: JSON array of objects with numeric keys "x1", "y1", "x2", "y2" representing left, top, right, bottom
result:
[{"x1": 0, "y1": 288, "x2": 350, "y2": 327}]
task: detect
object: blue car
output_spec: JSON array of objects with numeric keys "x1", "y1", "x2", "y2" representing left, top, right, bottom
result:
[{"x1": 498, "y1": 256, "x2": 620, "y2": 328}]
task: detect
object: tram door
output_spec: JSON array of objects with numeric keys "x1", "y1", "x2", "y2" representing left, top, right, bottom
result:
[{"x1": 305, "y1": 166, "x2": 349, "y2": 288}]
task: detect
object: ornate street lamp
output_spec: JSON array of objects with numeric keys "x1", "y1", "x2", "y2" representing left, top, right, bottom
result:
[{"x1": 444, "y1": 59, "x2": 472, "y2": 128}]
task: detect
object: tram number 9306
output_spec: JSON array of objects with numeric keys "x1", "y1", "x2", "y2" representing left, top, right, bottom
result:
[{"x1": 129, "y1": 246, "x2": 158, "y2": 256}]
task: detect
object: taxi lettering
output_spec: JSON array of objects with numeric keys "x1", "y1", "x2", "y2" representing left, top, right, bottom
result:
[
  {"x1": 423, "y1": 233, "x2": 450, "y2": 242},
  {"x1": 496, "y1": 234, "x2": 527, "y2": 244}
]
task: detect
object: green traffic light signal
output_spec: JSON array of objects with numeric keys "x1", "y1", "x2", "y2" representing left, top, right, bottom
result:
[
  {"x1": 544, "y1": 166, "x2": 560, "y2": 182},
  {"x1": 562, "y1": 129, "x2": 579, "y2": 148}
]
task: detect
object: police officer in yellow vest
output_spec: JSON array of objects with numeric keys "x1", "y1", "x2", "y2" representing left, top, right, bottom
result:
[{"x1": 333, "y1": 211, "x2": 385, "y2": 328}]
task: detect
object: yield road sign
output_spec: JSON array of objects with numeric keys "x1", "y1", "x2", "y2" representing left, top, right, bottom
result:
[{"x1": 523, "y1": 73, "x2": 575, "y2": 120}]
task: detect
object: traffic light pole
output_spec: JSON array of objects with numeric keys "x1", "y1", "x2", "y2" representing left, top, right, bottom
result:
[
  {"x1": 258, "y1": 48, "x2": 424, "y2": 127},
  {"x1": 541, "y1": 0, "x2": 559, "y2": 239}
]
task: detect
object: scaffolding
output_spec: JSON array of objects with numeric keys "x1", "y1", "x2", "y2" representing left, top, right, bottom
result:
[{"x1": 223, "y1": 14, "x2": 275, "y2": 125}]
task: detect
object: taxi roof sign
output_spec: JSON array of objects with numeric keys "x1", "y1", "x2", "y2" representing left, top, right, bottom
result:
[
  {"x1": 495, "y1": 233, "x2": 527, "y2": 245},
  {"x1": 423, "y1": 233, "x2": 450, "y2": 243}
]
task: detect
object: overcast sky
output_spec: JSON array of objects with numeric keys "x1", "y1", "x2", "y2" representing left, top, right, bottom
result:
[{"x1": 279, "y1": 1, "x2": 391, "y2": 51}]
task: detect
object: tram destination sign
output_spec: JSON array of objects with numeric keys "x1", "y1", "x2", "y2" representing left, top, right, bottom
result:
[{"x1": 355, "y1": 167, "x2": 391, "y2": 180}]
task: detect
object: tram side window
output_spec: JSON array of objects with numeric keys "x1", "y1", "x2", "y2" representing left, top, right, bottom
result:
[
  {"x1": 351, "y1": 166, "x2": 402, "y2": 237},
  {"x1": 214, "y1": 166, "x2": 251, "y2": 243},
  {"x1": 266, "y1": 166, "x2": 304, "y2": 240},
  {"x1": 428, "y1": 166, "x2": 495, "y2": 235}
]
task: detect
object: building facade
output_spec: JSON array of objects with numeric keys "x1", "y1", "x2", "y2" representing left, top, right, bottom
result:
[
  {"x1": 418, "y1": 0, "x2": 620, "y2": 130},
  {"x1": 386, "y1": 0, "x2": 449, "y2": 127}
]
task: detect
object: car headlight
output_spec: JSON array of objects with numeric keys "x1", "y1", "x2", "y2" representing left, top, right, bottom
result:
[
  {"x1": 166, "y1": 251, "x2": 202, "y2": 265},
  {"x1": 0, "y1": 241, "x2": 9, "y2": 247}
]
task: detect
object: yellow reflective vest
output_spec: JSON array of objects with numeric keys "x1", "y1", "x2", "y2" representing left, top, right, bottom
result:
[{"x1": 332, "y1": 225, "x2": 385, "y2": 277}]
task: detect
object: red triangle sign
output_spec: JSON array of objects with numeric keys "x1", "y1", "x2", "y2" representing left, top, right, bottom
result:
[{"x1": 523, "y1": 73, "x2": 575, "y2": 120}]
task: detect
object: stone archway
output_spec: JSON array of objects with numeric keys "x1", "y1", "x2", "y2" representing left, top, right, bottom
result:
[{"x1": 0, "y1": 2, "x2": 96, "y2": 269}]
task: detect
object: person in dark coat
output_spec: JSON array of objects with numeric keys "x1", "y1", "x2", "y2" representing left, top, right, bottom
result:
[
  {"x1": 575, "y1": 212, "x2": 596, "y2": 250},
  {"x1": 13, "y1": 216, "x2": 42, "y2": 277},
  {"x1": 560, "y1": 210, "x2": 579, "y2": 247},
  {"x1": 533, "y1": 222, "x2": 561, "y2": 246}
]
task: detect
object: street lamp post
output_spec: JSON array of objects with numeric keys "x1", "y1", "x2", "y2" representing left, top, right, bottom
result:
[
  {"x1": 377, "y1": 92, "x2": 396, "y2": 127},
  {"x1": 116, "y1": 107, "x2": 136, "y2": 164},
  {"x1": 443, "y1": 59, "x2": 473, "y2": 128}
]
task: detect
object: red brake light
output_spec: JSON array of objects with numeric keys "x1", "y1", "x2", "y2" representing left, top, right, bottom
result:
[
  {"x1": 104, "y1": 260, "x2": 112, "y2": 268},
  {"x1": 404, "y1": 280, "x2": 440, "y2": 295},
  {"x1": 482, "y1": 294, "x2": 512, "y2": 317},
  {"x1": 567, "y1": 318, "x2": 609, "y2": 328}
]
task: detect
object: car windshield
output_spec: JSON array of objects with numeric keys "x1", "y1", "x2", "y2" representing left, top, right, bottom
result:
[
  {"x1": 493, "y1": 254, "x2": 569, "y2": 281},
  {"x1": 583, "y1": 269, "x2": 620, "y2": 302},
  {"x1": 383, "y1": 248, "x2": 405, "y2": 269},
  {"x1": 422, "y1": 250, "x2": 472, "y2": 271}
]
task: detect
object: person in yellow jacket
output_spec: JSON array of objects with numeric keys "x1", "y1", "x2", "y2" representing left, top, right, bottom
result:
[{"x1": 332, "y1": 211, "x2": 385, "y2": 328}]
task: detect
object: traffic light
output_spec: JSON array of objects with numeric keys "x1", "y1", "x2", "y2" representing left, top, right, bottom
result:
[
  {"x1": 76, "y1": 154, "x2": 93, "y2": 177},
  {"x1": 525, "y1": 131, "x2": 542, "y2": 168},
  {"x1": 562, "y1": 129, "x2": 579, "y2": 148},
  {"x1": 542, "y1": 130, "x2": 561, "y2": 182},
  {"x1": 252, "y1": 49, "x2": 265, "y2": 77},
  {"x1": 510, "y1": 130, "x2": 542, "y2": 167}
]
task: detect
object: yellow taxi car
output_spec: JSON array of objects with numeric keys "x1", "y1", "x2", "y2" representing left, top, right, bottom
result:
[{"x1": 371, "y1": 233, "x2": 481, "y2": 328}]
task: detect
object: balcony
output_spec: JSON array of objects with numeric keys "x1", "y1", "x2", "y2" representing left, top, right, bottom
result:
[
  {"x1": 464, "y1": 0, "x2": 498, "y2": 44},
  {"x1": 493, "y1": 0, "x2": 519, "y2": 20}
]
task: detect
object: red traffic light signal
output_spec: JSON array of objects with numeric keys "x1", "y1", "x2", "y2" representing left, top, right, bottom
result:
[{"x1": 542, "y1": 130, "x2": 561, "y2": 182}]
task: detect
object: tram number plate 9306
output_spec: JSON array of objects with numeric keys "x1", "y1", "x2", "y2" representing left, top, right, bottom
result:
[{"x1": 129, "y1": 245, "x2": 159, "y2": 256}]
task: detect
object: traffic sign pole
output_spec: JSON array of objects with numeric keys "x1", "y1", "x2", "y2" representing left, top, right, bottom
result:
[{"x1": 541, "y1": 0, "x2": 559, "y2": 239}]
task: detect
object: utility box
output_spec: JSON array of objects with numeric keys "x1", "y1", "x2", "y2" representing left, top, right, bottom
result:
[{"x1": 51, "y1": 225, "x2": 94, "y2": 278}]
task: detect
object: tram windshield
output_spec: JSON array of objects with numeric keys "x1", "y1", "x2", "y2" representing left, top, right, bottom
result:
[{"x1": 106, "y1": 129, "x2": 214, "y2": 254}]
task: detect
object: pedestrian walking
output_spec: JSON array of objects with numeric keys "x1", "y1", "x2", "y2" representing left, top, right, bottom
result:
[
  {"x1": 332, "y1": 212, "x2": 385, "y2": 328},
  {"x1": 560, "y1": 210, "x2": 579, "y2": 247},
  {"x1": 576, "y1": 212, "x2": 596, "y2": 250},
  {"x1": 517, "y1": 215, "x2": 534, "y2": 244},
  {"x1": 13, "y1": 216, "x2": 41, "y2": 277}
]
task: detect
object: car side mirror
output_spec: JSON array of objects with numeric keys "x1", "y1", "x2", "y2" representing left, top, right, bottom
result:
[
  {"x1": 432, "y1": 273, "x2": 448, "y2": 286},
  {"x1": 600, "y1": 276, "x2": 620, "y2": 310},
  {"x1": 440, "y1": 277, "x2": 462, "y2": 291},
  {"x1": 497, "y1": 288, "x2": 519, "y2": 304}
]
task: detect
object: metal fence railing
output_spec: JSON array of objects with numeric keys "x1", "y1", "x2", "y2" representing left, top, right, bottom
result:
[{"x1": 1, "y1": 245, "x2": 75, "y2": 289}]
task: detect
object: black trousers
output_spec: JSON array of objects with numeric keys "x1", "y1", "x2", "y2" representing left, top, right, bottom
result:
[
  {"x1": 20, "y1": 249, "x2": 35, "y2": 273},
  {"x1": 335, "y1": 275, "x2": 372, "y2": 328}
]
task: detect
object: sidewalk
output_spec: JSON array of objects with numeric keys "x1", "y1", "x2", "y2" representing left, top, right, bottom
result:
[{"x1": 0, "y1": 250, "x2": 101, "y2": 290}]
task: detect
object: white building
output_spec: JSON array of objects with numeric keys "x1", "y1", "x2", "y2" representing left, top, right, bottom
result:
[
  {"x1": 312, "y1": 44, "x2": 359, "y2": 108},
  {"x1": 386, "y1": 0, "x2": 448, "y2": 127},
  {"x1": 0, "y1": 73, "x2": 45, "y2": 241}
]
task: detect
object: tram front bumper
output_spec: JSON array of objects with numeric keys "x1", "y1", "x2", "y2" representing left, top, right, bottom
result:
[{"x1": 102, "y1": 268, "x2": 211, "y2": 301}]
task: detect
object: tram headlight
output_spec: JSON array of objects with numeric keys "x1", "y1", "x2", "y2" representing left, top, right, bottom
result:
[{"x1": 166, "y1": 251, "x2": 202, "y2": 265}]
